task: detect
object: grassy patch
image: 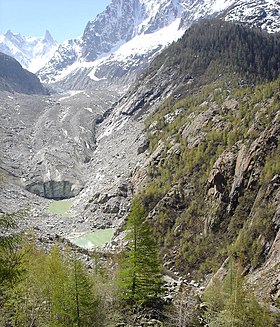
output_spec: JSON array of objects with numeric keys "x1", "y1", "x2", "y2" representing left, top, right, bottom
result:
[
  {"x1": 72, "y1": 229, "x2": 115, "y2": 249},
  {"x1": 47, "y1": 200, "x2": 73, "y2": 217}
]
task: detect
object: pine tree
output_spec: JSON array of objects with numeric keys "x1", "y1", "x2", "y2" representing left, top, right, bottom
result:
[{"x1": 118, "y1": 198, "x2": 163, "y2": 306}]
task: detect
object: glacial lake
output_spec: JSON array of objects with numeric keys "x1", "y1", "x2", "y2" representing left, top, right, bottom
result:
[
  {"x1": 72, "y1": 228, "x2": 115, "y2": 249},
  {"x1": 47, "y1": 200, "x2": 73, "y2": 217}
]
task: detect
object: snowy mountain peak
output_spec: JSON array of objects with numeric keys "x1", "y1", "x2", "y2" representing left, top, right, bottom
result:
[
  {"x1": 0, "y1": 30, "x2": 58, "y2": 73},
  {"x1": 5, "y1": 30, "x2": 17, "y2": 38},
  {"x1": 224, "y1": 0, "x2": 280, "y2": 33},
  {"x1": 44, "y1": 30, "x2": 55, "y2": 43},
  {"x1": 81, "y1": 0, "x2": 184, "y2": 62},
  {"x1": 38, "y1": 0, "x2": 280, "y2": 89}
]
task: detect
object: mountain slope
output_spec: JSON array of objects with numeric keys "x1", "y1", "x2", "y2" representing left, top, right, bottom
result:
[
  {"x1": 68, "y1": 20, "x2": 279, "y2": 242},
  {"x1": 37, "y1": 0, "x2": 280, "y2": 90},
  {"x1": 0, "y1": 52, "x2": 46, "y2": 94},
  {"x1": 119, "y1": 19, "x2": 280, "y2": 308},
  {"x1": 0, "y1": 30, "x2": 58, "y2": 73},
  {"x1": 115, "y1": 18, "x2": 280, "y2": 122},
  {"x1": 37, "y1": 0, "x2": 185, "y2": 88},
  {"x1": 0, "y1": 14, "x2": 279, "y2": 320}
]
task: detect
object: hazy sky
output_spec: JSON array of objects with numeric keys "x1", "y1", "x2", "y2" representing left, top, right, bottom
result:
[{"x1": 0, "y1": 0, "x2": 112, "y2": 42}]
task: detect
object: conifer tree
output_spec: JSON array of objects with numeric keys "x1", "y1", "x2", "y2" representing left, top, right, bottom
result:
[
  {"x1": 118, "y1": 198, "x2": 163, "y2": 306},
  {"x1": 0, "y1": 212, "x2": 23, "y2": 289},
  {"x1": 66, "y1": 252, "x2": 99, "y2": 326},
  {"x1": 203, "y1": 263, "x2": 274, "y2": 327},
  {"x1": 1, "y1": 240, "x2": 99, "y2": 327}
]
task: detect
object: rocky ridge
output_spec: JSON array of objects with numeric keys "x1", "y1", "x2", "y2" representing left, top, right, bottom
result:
[
  {"x1": 37, "y1": 0, "x2": 280, "y2": 90},
  {"x1": 0, "y1": 30, "x2": 58, "y2": 73},
  {"x1": 0, "y1": 52, "x2": 46, "y2": 94},
  {"x1": 224, "y1": 0, "x2": 280, "y2": 33}
]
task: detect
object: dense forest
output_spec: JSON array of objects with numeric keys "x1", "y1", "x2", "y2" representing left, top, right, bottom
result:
[
  {"x1": 129, "y1": 19, "x2": 280, "y2": 114},
  {"x1": 160, "y1": 19, "x2": 280, "y2": 82}
]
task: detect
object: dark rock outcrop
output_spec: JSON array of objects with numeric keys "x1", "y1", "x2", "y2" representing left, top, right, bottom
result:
[{"x1": 0, "y1": 52, "x2": 46, "y2": 94}]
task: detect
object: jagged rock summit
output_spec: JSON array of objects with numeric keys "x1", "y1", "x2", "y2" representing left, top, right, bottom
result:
[
  {"x1": 38, "y1": 0, "x2": 185, "y2": 88},
  {"x1": 37, "y1": 0, "x2": 280, "y2": 90},
  {"x1": 0, "y1": 30, "x2": 58, "y2": 73}
]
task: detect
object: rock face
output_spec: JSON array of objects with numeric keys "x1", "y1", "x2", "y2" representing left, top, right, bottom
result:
[
  {"x1": 81, "y1": 0, "x2": 142, "y2": 62},
  {"x1": 37, "y1": 0, "x2": 280, "y2": 90},
  {"x1": 224, "y1": 0, "x2": 280, "y2": 33},
  {"x1": 37, "y1": 0, "x2": 186, "y2": 88},
  {"x1": 137, "y1": 82, "x2": 280, "y2": 306},
  {"x1": 81, "y1": 0, "x2": 187, "y2": 61},
  {"x1": 37, "y1": 39, "x2": 82, "y2": 85},
  {"x1": 0, "y1": 52, "x2": 46, "y2": 94}
]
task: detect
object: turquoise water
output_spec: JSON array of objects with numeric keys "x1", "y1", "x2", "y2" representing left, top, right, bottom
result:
[
  {"x1": 47, "y1": 200, "x2": 73, "y2": 217},
  {"x1": 72, "y1": 228, "x2": 115, "y2": 249}
]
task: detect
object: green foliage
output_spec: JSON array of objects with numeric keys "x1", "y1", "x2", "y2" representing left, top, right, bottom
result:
[
  {"x1": 142, "y1": 18, "x2": 280, "y2": 97},
  {"x1": 203, "y1": 277, "x2": 225, "y2": 322},
  {"x1": 118, "y1": 198, "x2": 163, "y2": 306},
  {"x1": 230, "y1": 202, "x2": 277, "y2": 268},
  {"x1": 1, "y1": 239, "x2": 99, "y2": 327},
  {"x1": 0, "y1": 211, "x2": 25, "y2": 307},
  {"x1": 227, "y1": 192, "x2": 257, "y2": 237},
  {"x1": 203, "y1": 263, "x2": 274, "y2": 326},
  {"x1": 142, "y1": 72, "x2": 280, "y2": 277},
  {"x1": 260, "y1": 144, "x2": 280, "y2": 185},
  {"x1": 91, "y1": 254, "x2": 121, "y2": 326}
]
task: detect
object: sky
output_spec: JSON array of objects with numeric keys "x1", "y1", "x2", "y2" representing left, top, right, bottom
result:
[{"x1": 0, "y1": 0, "x2": 112, "y2": 42}]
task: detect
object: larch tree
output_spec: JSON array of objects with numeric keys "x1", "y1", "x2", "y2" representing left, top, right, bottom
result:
[
  {"x1": 118, "y1": 197, "x2": 163, "y2": 306},
  {"x1": 0, "y1": 212, "x2": 23, "y2": 289},
  {"x1": 203, "y1": 263, "x2": 274, "y2": 327}
]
